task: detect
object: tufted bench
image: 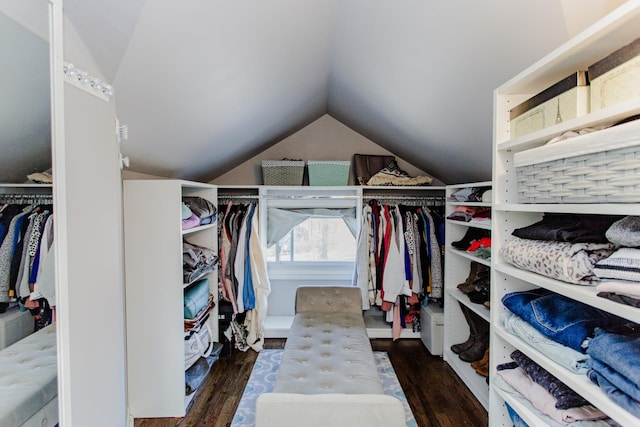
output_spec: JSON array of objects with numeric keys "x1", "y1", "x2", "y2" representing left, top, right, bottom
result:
[
  {"x1": 0, "y1": 323, "x2": 58, "y2": 427},
  {"x1": 256, "y1": 286, "x2": 405, "y2": 427}
]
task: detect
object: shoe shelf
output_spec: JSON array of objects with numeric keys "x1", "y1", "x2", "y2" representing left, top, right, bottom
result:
[
  {"x1": 447, "y1": 247, "x2": 491, "y2": 267},
  {"x1": 445, "y1": 287, "x2": 490, "y2": 323},
  {"x1": 444, "y1": 181, "x2": 492, "y2": 411}
]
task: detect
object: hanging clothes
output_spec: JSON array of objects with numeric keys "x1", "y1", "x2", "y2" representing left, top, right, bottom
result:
[
  {"x1": 353, "y1": 199, "x2": 444, "y2": 338},
  {"x1": 218, "y1": 201, "x2": 271, "y2": 352},
  {"x1": 0, "y1": 201, "x2": 55, "y2": 328}
]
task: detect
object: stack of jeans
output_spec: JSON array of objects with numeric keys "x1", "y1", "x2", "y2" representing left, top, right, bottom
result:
[
  {"x1": 587, "y1": 326, "x2": 640, "y2": 417},
  {"x1": 502, "y1": 288, "x2": 628, "y2": 353}
]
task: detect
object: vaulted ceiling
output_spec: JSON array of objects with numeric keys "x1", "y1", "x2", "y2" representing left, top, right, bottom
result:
[{"x1": 3, "y1": 0, "x2": 625, "y2": 184}]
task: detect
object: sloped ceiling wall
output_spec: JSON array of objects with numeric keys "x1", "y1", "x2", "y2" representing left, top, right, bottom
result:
[{"x1": 1, "y1": 0, "x2": 625, "y2": 183}]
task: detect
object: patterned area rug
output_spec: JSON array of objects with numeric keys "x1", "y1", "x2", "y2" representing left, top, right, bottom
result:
[{"x1": 231, "y1": 349, "x2": 417, "y2": 427}]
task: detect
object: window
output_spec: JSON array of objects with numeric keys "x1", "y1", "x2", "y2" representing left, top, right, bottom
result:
[
  {"x1": 267, "y1": 217, "x2": 355, "y2": 262},
  {"x1": 260, "y1": 187, "x2": 362, "y2": 280}
]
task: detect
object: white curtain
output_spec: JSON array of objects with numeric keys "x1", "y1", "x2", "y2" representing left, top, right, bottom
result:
[{"x1": 266, "y1": 207, "x2": 357, "y2": 247}]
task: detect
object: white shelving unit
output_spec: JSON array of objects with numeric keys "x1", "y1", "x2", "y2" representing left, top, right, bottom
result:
[
  {"x1": 443, "y1": 181, "x2": 492, "y2": 410},
  {"x1": 491, "y1": 3, "x2": 640, "y2": 426},
  {"x1": 123, "y1": 180, "x2": 218, "y2": 418}
]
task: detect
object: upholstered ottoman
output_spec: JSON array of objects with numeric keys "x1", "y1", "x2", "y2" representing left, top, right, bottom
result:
[{"x1": 256, "y1": 286, "x2": 405, "y2": 427}]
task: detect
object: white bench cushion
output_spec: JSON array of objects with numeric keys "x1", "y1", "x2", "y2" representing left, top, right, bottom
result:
[{"x1": 0, "y1": 324, "x2": 57, "y2": 426}]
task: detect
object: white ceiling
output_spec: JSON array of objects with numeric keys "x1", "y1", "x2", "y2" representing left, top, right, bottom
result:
[{"x1": 1, "y1": 0, "x2": 625, "y2": 184}]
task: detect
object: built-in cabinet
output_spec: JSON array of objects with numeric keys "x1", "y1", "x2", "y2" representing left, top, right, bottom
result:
[
  {"x1": 123, "y1": 180, "x2": 218, "y2": 418},
  {"x1": 443, "y1": 182, "x2": 491, "y2": 410},
  {"x1": 491, "y1": 3, "x2": 640, "y2": 426}
]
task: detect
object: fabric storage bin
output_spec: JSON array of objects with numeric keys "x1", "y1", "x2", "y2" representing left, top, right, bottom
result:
[
  {"x1": 420, "y1": 304, "x2": 444, "y2": 356},
  {"x1": 589, "y1": 37, "x2": 640, "y2": 112},
  {"x1": 307, "y1": 160, "x2": 350, "y2": 186},
  {"x1": 514, "y1": 119, "x2": 640, "y2": 203},
  {"x1": 261, "y1": 160, "x2": 305, "y2": 185},
  {"x1": 510, "y1": 71, "x2": 589, "y2": 139}
]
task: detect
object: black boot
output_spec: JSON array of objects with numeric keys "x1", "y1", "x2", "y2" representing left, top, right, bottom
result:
[
  {"x1": 451, "y1": 228, "x2": 490, "y2": 250},
  {"x1": 468, "y1": 269, "x2": 490, "y2": 305},
  {"x1": 459, "y1": 312, "x2": 489, "y2": 362},
  {"x1": 450, "y1": 302, "x2": 476, "y2": 354}
]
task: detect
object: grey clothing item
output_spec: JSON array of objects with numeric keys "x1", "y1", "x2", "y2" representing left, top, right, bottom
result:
[{"x1": 606, "y1": 215, "x2": 640, "y2": 247}]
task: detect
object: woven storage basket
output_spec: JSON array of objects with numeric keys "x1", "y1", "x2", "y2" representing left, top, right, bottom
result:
[
  {"x1": 261, "y1": 160, "x2": 305, "y2": 185},
  {"x1": 307, "y1": 160, "x2": 351, "y2": 186},
  {"x1": 515, "y1": 121, "x2": 640, "y2": 203}
]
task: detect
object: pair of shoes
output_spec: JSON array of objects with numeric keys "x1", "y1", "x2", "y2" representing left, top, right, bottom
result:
[
  {"x1": 468, "y1": 267, "x2": 490, "y2": 305},
  {"x1": 457, "y1": 262, "x2": 479, "y2": 294},
  {"x1": 471, "y1": 349, "x2": 489, "y2": 377},
  {"x1": 457, "y1": 262, "x2": 489, "y2": 294},
  {"x1": 452, "y1": 302, "x2": 490, "y2": 362}
]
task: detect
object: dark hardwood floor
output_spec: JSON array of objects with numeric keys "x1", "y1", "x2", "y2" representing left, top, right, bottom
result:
[{"x1": 135, "y1": 338, "x2": 488, "y2": 427}]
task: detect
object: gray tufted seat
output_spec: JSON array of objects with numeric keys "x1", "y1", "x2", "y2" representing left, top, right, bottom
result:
[
  {"x1": 256, "y1": 286, "x2": 405, "y2": 427},
  {"x1": 0, "y1": 323, "x2": 57, "y2": 427}
]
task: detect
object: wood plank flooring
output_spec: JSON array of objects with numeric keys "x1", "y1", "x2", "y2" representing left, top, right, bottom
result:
[{"x1": 134, "y1": 339, "x2": 488, "y2": 427}]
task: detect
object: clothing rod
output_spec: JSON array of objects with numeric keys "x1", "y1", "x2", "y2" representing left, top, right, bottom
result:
[
  {"x1": 218, "y1": 194, "x2": 259, "y2": 199},
  {"x1": 219, "y1": 194, "x2": 444, "y2": 201},
  {"x1": 365, "y1": 195, "x2": 444, "y2": 201},
  {"x1": 218, "y1": 194, "x2": 360, "y2": 200},
  {"x1": 0, "y1": 194, "x2": 53, "y2": 200}
]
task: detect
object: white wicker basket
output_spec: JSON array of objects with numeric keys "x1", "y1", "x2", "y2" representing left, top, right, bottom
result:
[{"x1": 514, "y1": 120, "x2": 640, "y2": 203}]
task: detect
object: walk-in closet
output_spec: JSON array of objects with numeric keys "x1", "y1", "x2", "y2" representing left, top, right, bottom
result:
[{"x1": 4, "y1": 1, "x2": 640, "y2": 427}]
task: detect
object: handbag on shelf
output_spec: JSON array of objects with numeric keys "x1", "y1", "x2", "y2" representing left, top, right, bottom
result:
[
  {"x1": 184, "y1": 303, "x2": 213, "y2": 332},
  {"x1": 184, "y1": 278, "x2": 210, "y2": 320},
  {"x1": 353, "y1": 154, "x2": 395, "y2": 185},
  {"x1": 184, "y1": 322, "x2": 214, "y2": 370}
]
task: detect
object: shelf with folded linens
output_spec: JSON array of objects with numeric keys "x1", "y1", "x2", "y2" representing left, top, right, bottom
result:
[
  {"x1": 494, "y1": 317, "x2": 640, "y2": 427},
  {"x1": 494, "y1": 261, "x2": 640, "y2": 325},
  {"x1": 492, "y1": 211, "x2": 640, "y2": 425},
  {"x1": 491, "y1": 3, "x2": 640, "y2": 425},
  {"x1": 124, "y1": 180, "x2": 220, "y2": 418}
]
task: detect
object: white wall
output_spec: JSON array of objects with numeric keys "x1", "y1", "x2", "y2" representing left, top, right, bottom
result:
[
  {"x1": 560, "y1": 0, "x2": 626, "y2": 37},
  {"x1": 56, "y1": 15, "x2": 127, "y2": 427},
  {"x1": 211, "y1": 114, "x2": 444, "y2": 185}
]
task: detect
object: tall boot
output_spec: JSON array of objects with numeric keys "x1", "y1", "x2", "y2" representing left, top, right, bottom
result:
[
  {"x1": 457, "y1": 262, "x2": 479, "y2": 294},
  {"x1": 450, "y1": 302, "x2": 476, "y2": 354},
  {"x1": 459, "y1": 311, "x2": 489, "y2": 362}
]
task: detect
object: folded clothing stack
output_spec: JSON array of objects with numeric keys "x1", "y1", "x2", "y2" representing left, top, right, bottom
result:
[
  {"x1": 594, "y1": 216, "x2": 640, "y2": 308},
  {"x1": 587, "y1": 325, "x2": 640, "y2": 417},
  {"x1": 181, "y1": 196, "x2": 217, "y2": 230}
]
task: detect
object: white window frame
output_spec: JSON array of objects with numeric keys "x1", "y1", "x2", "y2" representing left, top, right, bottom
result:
[{"x1": 259, "y1": 187, "x2": 362, "y2": 281}]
